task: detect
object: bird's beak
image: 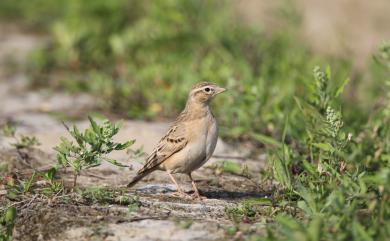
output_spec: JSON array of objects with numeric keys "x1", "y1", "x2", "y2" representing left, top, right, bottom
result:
[{"x1": 215, "y1": 87, "x2": 226, "y2": 95}]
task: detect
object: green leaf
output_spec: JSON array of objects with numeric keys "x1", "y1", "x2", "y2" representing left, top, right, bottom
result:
[
  {"x1": 2, "y1": 124, "x2": 16, "y2": 137},
  {"x1": 297, "y1": 185, "x2": 318, "y2": 215},
  {"x1": 85, "y1": 162, "x2": 102, "y2": 169},
  {"x1": 302, "y1": 160, "x2": 317, "y2": 176},
  {"x1": 56, "y1": 137, "x2": 73, "y2": 153},
  {"x1": 276, "y1": 214, "x2": 302, "y2": 232},
  {"x1": 72, "y1": 125, "x2": 84, "y2": 147},
  {"x1": 307, "y1": 216, "x2": 323, "y2": 241},
  {"x1": 335, "y1": 77, "x2": 350, "y2": 97},
  {"x1": 222, "y1": 161, "x2": 241, "y2": 175},
  {"x1": 56, "y1": 153, "x2": 68, "y2": 166},
  {"x1": 352, "y1": 220, "x2": 373, "y2": 241},
  {"x1": 85, "y1": 128, "x2": 98, "y2": 146},
  {"x1": 4, "y1": 207, "x2": 16, "y2": 223},
  {"x1": 273, "y1": 154, "x2": 292, "y2": 190},
  {"x1": 104, "y1": 158, "x2": 128, "y2": 167},
  {"x1": 244, "y1": 197, "x2": 273, "y2": 206},
  {"x1": 312, "y1": 142, "x2": 334, "y2": 152},
  {"x1": 88, "y1": 116, "x2": 101, "y2": 135},
  {"x1": 114, "y1": 140, "x2": 135, "y2": 150},
  {"x1": 251, "y1": 133, "x2": 282, "y2": 147},
  {"x1": 22, "y1": 172, "x2": 35, "y2": 193},
  {"x1": 326, "y1": 65, "x2": 332, "y2": 80},
  {"x1": 297, "y1": 200, "x2": 311, "y2": 214},
  {"x1": 282, "y1": 115, "x2": 289, "y2": 143},
  {"x1": 45, "y1": 167, "x2": 58, "y2": 181}
]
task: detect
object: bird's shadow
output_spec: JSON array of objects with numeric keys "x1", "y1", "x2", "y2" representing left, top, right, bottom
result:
[
  {"x1": 135, "y1": 184, "x2": 270, "y2": 200},
  {"x1": 200, "y1": 190, "x2": 271, "y2": 200}
]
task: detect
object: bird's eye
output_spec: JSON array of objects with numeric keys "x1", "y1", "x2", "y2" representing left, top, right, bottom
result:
[{"x1": 205, "y1": 87, "x2": 211, "y2": 92}]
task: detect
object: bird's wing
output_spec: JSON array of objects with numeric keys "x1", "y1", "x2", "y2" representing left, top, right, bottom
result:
[{"x1": 137, "y1": 123, "x2": 188, "y2": 174}]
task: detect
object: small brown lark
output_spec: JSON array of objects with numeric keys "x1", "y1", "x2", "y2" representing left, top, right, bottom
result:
[{"x1": 127, "y1": 82, "x2": 226, "y2": 199}]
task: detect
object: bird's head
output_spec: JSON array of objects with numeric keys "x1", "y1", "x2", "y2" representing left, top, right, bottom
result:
[{"x1": 188, "y1": 82, "x2": 226, "y2": 105}]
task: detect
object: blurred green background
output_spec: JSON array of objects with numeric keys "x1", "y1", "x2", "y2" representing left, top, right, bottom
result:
[{"x1": 0, "y1": 0, "x2": 389, "y2": 143}]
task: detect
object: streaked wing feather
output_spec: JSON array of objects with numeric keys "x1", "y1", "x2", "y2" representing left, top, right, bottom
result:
[{"x1": 138, "y1": 124, "x2": 187, "y2": 174}]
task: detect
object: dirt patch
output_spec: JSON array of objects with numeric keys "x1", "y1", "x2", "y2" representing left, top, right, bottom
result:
[
  {"x1": 14, "y1": 201, "x2": 128, "y2": 241},
  {"x1": 0, "y1": 143, "x2": 270, "y2": 241},
  {"x1": 0, "y1": 148, "x2": 52, "y2": 173}
]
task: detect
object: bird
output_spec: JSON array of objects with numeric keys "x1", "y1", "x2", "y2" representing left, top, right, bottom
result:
[{"x1": 127, "y1": 82, "x2": 226, "y2": 199}]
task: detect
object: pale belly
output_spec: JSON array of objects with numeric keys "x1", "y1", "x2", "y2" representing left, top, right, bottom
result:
[{"x1": 160, "y1": 117, "x2": 218, "y2": 174}]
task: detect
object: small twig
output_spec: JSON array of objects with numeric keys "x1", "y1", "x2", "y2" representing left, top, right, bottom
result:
[
  {"x1": 0, "y1": 194, "x2": 39, "y2": 212},
  {"x1": 73, "y1": 174, "x2": 78, "y2": 188},
  {"x1": 20, "y1": 194, "x2": 39, "y2": 210}
]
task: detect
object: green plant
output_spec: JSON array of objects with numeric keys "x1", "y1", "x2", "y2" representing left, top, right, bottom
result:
[
  {"x1": 176, "y1": 219, "x2": 194, "y2": 229},
  {"x1": 54, "y1": 116, "x2": 134, "y2": 187},
  {"x1": 374, "y1": 41, "x2": 390, "y2": 71},
  {"x1": 226, "y1": 202, "x2": 258, "y2": 223},
  {"x1": 19, "y1": 173, "x2": 35, "y2": 194},
  {"x1": 2, "y1": 123, "x2": 40, "y2": 150},
  {"x1": 210, "y1": 160, "x2": 251, "y2": 178},
  {"x1": 42, "y1": 167, "x2": 63, "y2": 195},
  {"x1": 0, "y1": 207, "x2": 16, "y2": 241},
  {"x1": 226, "y1": 197, "x2": 277, "y2": 224},
  {"x1": 266, "y1": 215, "x2": 323, "y2": 241},
  {"x1": 80, "y1": 187, "x2": 116, "y2": 204},
  {"x1": 225, "y1": 226, "x2": 239, "y2": 237},
  {"x1": 80, "y1": 187, "x2": 141, "y2": 206},
  {"x1": 263, "y1": 66, "x2": 390, "y2": 240},
  {"x1": 127, "y1": 198, "x2": 141, "y2": 215},
  {"x1": 4, "y1": 173, "x2": 36, "y2": 200}
]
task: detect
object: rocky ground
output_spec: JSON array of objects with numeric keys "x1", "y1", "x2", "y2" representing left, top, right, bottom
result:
[{"x1": 0, "y1": 25, "x2": 269, "y2": 241}]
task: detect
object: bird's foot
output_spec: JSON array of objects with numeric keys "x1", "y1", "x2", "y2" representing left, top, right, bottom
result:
[
  {"x1": 191, "y1": 192, "x2": 204, "y2": 200},
  {"x1": 171, "y1": 191, "x2": 191, "y2": 199}
]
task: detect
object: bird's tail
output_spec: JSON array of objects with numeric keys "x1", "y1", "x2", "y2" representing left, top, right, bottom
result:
[{"x1": 127, "y1": 168, "x2": 155, "y2": 188}]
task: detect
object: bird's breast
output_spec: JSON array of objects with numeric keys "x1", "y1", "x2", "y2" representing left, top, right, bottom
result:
[
  {"x1": 162, "y1": 114, "x2": 218, "y2": 173},
  {"x1": 185, "y1": 114, "x2": 218, "y2": 169}
]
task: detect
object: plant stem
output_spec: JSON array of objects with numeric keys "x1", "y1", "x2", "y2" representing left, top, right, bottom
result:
[{"x1": 73, "y1": 173, "x2": 78, "y2": 187}]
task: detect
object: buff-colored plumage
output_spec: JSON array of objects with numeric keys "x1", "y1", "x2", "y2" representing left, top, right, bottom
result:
[{"x1": 128, "y1": 82, "x2": 226, "y2": 199}]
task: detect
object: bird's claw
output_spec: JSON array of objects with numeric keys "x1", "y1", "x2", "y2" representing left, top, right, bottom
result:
[
  {"x1": 170, "y1": 191, "x2": 204, "y2": 200},
  {"x1": 171, "y1": 191, "x2": 191, "y2": 199},
  {"x1": 191, "y1": 192, "x2": 204, "y2": 200}
]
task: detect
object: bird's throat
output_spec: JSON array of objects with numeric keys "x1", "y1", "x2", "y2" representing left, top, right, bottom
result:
[{"x1": 179, "y1": 100, "x2": 211, "y2": 121}]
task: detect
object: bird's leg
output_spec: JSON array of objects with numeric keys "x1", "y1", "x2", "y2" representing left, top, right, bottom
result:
[
  {"x1": 167, "y1": 171, "x2": 188, "y2": 197},
  {"x1": 188, "y1": 173, "x2": 203, "y2": 200}
]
